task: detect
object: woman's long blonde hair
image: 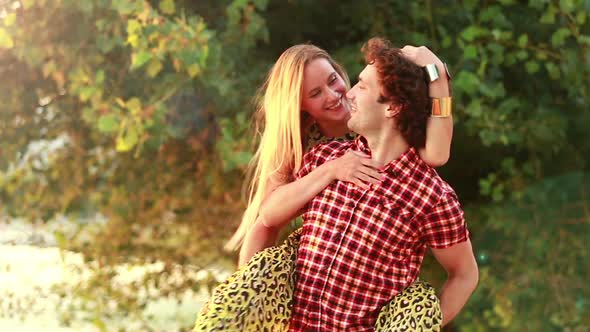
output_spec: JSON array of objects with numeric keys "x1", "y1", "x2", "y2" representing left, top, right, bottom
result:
[{"x1": 224, "y1": 44, "x2": 350, "y2": 251}]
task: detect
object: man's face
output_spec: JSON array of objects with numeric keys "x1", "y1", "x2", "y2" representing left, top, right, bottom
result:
[{"x1": 346, "y1": 64, "x2": 389, "y2": 134}]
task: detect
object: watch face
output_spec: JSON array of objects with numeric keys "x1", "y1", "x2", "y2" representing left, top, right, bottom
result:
[
  {"x1": 444, "y1": 62, "x2": 452, "y2": 81},
  {"x1": 424, "y1": 63, "x2": 439, "y2": 82}
]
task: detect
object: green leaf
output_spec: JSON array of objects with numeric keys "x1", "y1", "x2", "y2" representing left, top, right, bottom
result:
[
  {"x1": 79, "y1": 86, "x2": 97, "y2": 101},
  {"x1": 146, "y1": 59, "x2": 163, "y2": 77},
  {"x1": 116, "y1": 122, "x2": 140, "y2": 152},
  {"x1": 96, "y1": 70, "x2": 105, "y2": 84},
  {"x1": 540, "y1": 6, "x2": 556, "y2": 24},
  {"x1": 126, "y1": 97, "x2": 142, "y2": 115},
  {"x1": 127, "y1": 19, "x2": 142, "y2": 35},
  {"x1": 160, "y1": 0, "x2": 176, "y2": 15},
  {"x1": 131, "y1": 51, "x2": 152, "y2": 70},
  {"x1": 515, "y1": 50, "x2": 528, "y2": 61},
  {"x1": 479, "y1": 6, "x2": 502, "y2": 23},
  {"x1": 113, "y1": 1, "x2": 142, "y2": 15},
  {"x1": 98, "y1": 114, "x2": 119, "y2": 133},
  {"x1": 464, "y1": 45, "x2": 478, "y2": 59},
  {"x1": 461, "y1": 26, "x2": 487, "y2": 42},
  {"x1": 466, "y1": 99, "x2": 482, "y2": 118},
  {"x1": 559, "y1": 0, "x2": 574, "y2": 13},
  {"x1": 463, "y1": 0, "x2": 479, "y2": 11},
  {"x1": 492, "y1": 185, "x2": 504, "y2": 202},
  {"x1": 576, "y1": 12, "x2": 587, "y2": 25},
  {"x1": 97, "y1": 35, "x2": 115, "y2": 53},
  {"x1": 517, "y1": 34, "x2": 528, "y2": 48},
  {"x1": 579, "y1": 35, "x2": 590, "y2": 46},
  {"x1": 454, "y1": 71, "x2": 480, "y2": 96},
  {"x1": 188, "y1": 64, "x2": 201, "y2": 78},
  {"x1": 551, "y1": 28, "x2": 571, "y2": 47},
  {"x1": 0, "y1": 28, "x2": 14, "y2": 48},
  {"x1": 545, "y1": 62, "x2": 560, "y2": 79},
  {"x1": 81, "y1": 107, "x2": 95, "y2": 123},
  {"x1": 442, "y1": 35, "x2": 452, "y2": 48},
  {"x1": 525, "y1": 60, "x2": 540, "y2": 74}
]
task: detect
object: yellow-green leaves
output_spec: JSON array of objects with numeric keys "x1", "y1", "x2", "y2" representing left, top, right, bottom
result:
[
  {"x1": 146, "y1": 59, "x2": 163, "y2": 77},
  {"x1": 159, "y1": 0, "x2": 175, "y2": 15},
  {"x1": 187, "y1": 64, "x2": 201, "y2": 78},
  {"x1": 109, "y1": 98, "x2": 145, "y2": 152},
  {"x1": 98, "y1": 114, "x2": 119, "y2": 133},
  {"x1": 131, "y1": 51, "x2": 152, "y2": 69},
  {"x1": 116, "y1": 119, "x2": 141, "y2": 152},
  {"x1": 126, "y1": 97, "x2": 142, "y2": 116}
]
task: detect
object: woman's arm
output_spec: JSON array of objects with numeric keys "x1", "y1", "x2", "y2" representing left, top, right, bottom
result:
[
  {"x1": 258, "y1": 151, "x2": 383, "y2": 228},
  {"x1": 238, "y1": 217, "x2": 281, "y2": 266},
  {"x1": 238, "y1": 164, "x2": 335, "y2": 265},
  {"x1": 401, "y1": 46, "x2": 454, "y2": 167},
  {"x1": 238, "y1": 151, "x2": 383, "y2": 265},
  {"x1": 419, "y1": 113, "x2": 453, "y2": 167}
]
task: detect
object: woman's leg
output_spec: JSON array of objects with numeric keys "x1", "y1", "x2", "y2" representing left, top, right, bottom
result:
[
  {"x1": 375, "y1": 280, "x2": 443, "y2": 332},
  {"x1": 193, "y1": 229, "x2": 301, "y2": 332}
]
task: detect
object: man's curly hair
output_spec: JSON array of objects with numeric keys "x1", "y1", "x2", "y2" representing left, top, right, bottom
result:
[{"x1": 362, "y1": 37, "x2": 431, "y2": 149}]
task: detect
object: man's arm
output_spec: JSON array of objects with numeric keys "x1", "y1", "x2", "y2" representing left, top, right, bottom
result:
[
  {"x1": 431, "y1": 239, "x2": 479, "y2": 326},
  {"x1": 420, "y1": 187, "x2": 477, "y2": 326}
]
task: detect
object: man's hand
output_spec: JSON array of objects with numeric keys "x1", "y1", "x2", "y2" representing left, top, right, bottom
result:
[{"x1": 400, "y1": 45, "x2": 450, "y2": 98}]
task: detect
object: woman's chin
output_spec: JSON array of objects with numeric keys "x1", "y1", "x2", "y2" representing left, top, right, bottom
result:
[{"x1": 332, "y1": 106, "x2": 351, "y2": 122}]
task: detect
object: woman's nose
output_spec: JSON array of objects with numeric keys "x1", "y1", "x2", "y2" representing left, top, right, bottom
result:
[{"x1": 327, "y1": 88, "x2": 340, "y2": 101}]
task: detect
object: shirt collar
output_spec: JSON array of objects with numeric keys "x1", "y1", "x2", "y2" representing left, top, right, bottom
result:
[{"x1": 352, "y1": 135, "x2": 421, "y2": 178}]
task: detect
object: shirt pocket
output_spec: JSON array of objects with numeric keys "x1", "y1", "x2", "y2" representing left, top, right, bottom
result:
[{"x1": 374, "y1": 200, "x2": 417, "y2": 260}]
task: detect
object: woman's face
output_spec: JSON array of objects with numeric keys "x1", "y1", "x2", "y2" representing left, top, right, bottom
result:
[{"x1": 300, "y1": 58, "x2": 350, "y2": 125}]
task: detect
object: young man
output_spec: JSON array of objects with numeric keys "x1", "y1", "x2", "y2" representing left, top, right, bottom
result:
[{"x1": 289, "y1": 38, "x2": 479, "y2": 331}]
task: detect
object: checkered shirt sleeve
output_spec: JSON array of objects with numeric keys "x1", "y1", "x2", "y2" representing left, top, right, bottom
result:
[{"x1": 421, "y1": 188, "x2": 469, "y2": 249}]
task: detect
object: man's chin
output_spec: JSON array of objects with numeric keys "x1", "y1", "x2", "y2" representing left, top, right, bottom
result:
[{"x1": 346, "y1": 119, "x2": 359, "y2": 134}]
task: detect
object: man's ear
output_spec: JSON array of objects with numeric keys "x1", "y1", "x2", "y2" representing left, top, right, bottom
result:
[{"x1": 385, "y1": 104, "x2": 402, "y2": 118}]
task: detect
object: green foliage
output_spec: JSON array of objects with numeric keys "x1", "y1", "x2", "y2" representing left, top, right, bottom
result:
[{"x1": 0, "y1": 0, "x2": 589, "y2": 330}]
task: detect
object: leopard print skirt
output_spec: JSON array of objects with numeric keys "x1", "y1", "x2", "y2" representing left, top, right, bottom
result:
[{"x1": 194, "y1": 229, "x2": 442, "y2": 331}]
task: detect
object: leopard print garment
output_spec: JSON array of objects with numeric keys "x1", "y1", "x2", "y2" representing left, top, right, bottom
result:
[
  {"x1": 305, "y1": 122, "x2": 357, "y2": 151},
  {"x1": 194, "y1": 229, "x2": 442, "y2": 332}
]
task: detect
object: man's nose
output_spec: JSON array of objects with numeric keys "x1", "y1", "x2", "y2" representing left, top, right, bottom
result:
[{"x1": 346, "y1": 87, "x2": 355, "y2": 100}]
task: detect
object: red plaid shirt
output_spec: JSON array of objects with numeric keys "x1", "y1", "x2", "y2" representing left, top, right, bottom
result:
[{"x1": 289, "y1": 137, "x2": 469, "y2": 332}]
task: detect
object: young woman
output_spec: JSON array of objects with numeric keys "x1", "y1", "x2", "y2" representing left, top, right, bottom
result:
[{"x1": 194, "y1": 43, "x2": 452, "y2": 331}]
